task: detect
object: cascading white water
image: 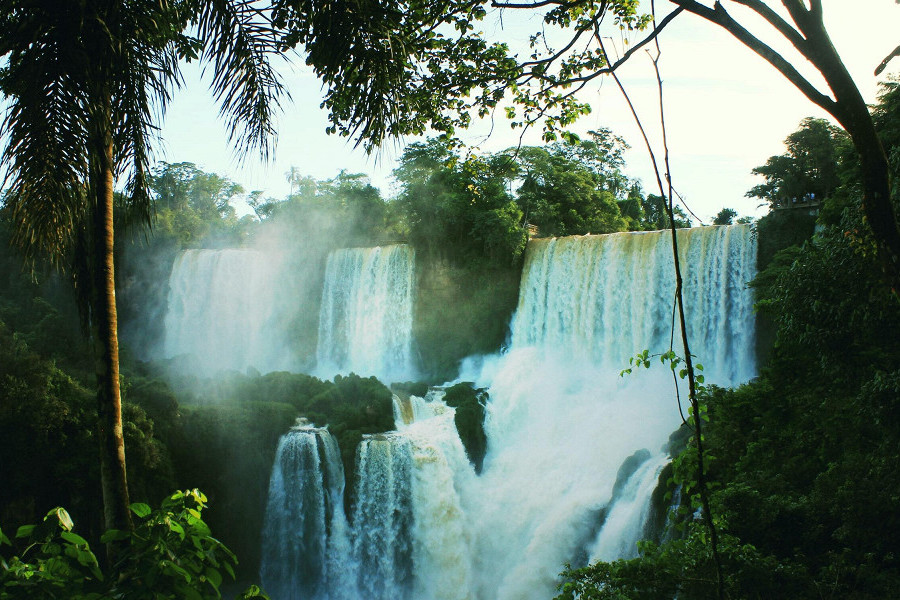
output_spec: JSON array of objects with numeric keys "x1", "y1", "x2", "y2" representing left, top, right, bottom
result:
[
  {"x1": 163, "y1": 249, "x2": 296, "y2": 374},
  {"x1": 511, "y1": 224, "x2": 757, "y2": 383},
  {"x1": 588, "y1": 453, "x2": 670, "y2": 562},
  {"x1": 352, "y1": 434, "x2": 415, "y2": 600},
  {"x1": 459, "y1": 224, "x2": 757, "y2": 599},
  {"x1": 259, "y1": 225, "x2": 758, "y2": 600},
  {"x1": 316, "y1": 245, "x2": 416, "y2": 383},
  {"x1": 260, "y1": 425, "x2": 352, "y2": 600},
  {"x1": 393, "y1": 393, "x2": 446, "y2": 428}
]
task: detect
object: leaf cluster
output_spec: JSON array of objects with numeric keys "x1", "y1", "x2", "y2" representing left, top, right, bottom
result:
[
  {"x1": 0, "y1": 492, "x2": 269, "y2": 600},
  {"x1": 272, "y1": 0, "x2": 650, "y2": 149},
  {"x1": 0, "y1": 0, "x2": 284, "y2": 268}
]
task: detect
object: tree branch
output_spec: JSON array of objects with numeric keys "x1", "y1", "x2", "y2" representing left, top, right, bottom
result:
[
  {"x1": 670, "y1": 0, "x2": 838, "y2": 115},
  {"x1": 876, "y1": 43, "x2": 900, "y2": 76},
  {"x1": 732, "y1": 0, "x2": 805, "y2": 50},
  {"x1": 492, "y1": 0, "x2": 577, "y2": 8},
  {"x1": 780, "y1": 0, "x2": 811, "y2": 33},
  {"x1": 524, "y1": 6, "x2": 683, "y2": 89}
]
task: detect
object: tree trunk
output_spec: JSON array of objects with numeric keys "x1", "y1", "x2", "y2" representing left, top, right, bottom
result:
[
  {"x1": 800, "y1": 17, "x2": 900, "y2": 295},
  {"x1": 672, "y1": 0, "x2": 900, "y2": 297},
  {"x1": 92, "y1": 97, "x2": 133, "y2": 537}
]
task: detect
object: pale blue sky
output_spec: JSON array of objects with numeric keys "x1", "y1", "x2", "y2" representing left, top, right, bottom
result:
[{"x1": 158, "y1": 1, "x2": 899, "y2": 222}]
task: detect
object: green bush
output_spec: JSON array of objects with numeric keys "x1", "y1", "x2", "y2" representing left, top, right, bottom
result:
[{"x1": 0, "y1": 491, "x2": 268, "y2": 600}]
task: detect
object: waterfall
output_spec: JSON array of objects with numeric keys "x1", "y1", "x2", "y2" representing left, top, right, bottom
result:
[
  {"x1": 316, "y1": 245, "x2": 416, "y2": 383},
  {"x1": 260, "y1": 425, "x2": 351, "y2": 600},
  {"x1": 352, "y1": 434, "x2": 415, "y2": 600},
  {"x1": 511, "y1": 224, "x2": 757, "y2": 384},
  {"x1": 163, "y1": 249, "x2": 296, "y2": 374},
  {"x1": 393, "y1": 392, "x2": 447, "y2": 428},
  {"x1": 588, "y1": 453, "x2": 670, "y2": 562},
  {"x1": 462, "y1": 224, "x2": 756, "y2": 599},
  {"x1": 258, "y1": 225, "x2": 758, "y2": 600}
]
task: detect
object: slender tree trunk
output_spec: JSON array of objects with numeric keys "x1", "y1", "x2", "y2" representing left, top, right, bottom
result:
[{"x1": 92, "y1": 94, "x2": 132, "y2": 537}]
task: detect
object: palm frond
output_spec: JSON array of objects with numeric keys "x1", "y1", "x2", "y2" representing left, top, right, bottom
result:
[
  {"x1": 196, "y1": 0, "x2": 287, "y2": 161},
  {"x1": 0, "y1": 1, "x2": 90, "y2": 266},
  {"x1": 111, "y1": 1, "x2": 194, "y2": 229}
]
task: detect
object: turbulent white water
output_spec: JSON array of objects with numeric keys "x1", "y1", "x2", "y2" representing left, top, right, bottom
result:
[
  {"x1": 260, "y1": 225, "x2": 758, "y2": 600},
  {"x1": 163, "y1": 249, "x2": 297, "y2": 374},
  {"x1": 588, "y1": 453, "x2": 670, "y2": 562},
  {"x1": 316, "y1": 245, "x2": 416, "y2": 382}
]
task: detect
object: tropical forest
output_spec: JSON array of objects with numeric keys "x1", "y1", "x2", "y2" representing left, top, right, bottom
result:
[{"x1": 1, "y1": 2, "x2": 899, "y2": 600}]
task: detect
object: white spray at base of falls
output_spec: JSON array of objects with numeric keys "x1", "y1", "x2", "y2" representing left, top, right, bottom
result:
[
  {"x1": 163, "y1": 249, "x2": 297, "y2": 374},
  {"x1": 259, "y1": 225, "x2": 757, "y2": 600},
  {"x1": 316, "y1": 245, "x2": 416, "y2": 382}
]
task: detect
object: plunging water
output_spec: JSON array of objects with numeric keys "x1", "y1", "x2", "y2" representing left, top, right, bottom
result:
[
  {"x1": 260, "y1": 225, "x2": 757, "y2": 599},
  {"x1": 316, "y1": 245, "x2": 416, "y2": 382},
  {"x1": 260, "y1": 425, "x2": 351, "y2": 600}
]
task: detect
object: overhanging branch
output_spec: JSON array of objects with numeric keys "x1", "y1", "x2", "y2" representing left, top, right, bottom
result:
[
  {"x1": 670, "y1": 0, "x2": 838, "y2": 116},
  {"x1": 732, "y1": 0, "x2": 805, "y2": 50},
  {"x1": 876, "y1": 43, "x2": 900, "y2": 76}
]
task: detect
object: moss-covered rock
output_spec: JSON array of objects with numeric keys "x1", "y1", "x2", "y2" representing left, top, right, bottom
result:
[{"x1": 443, "y1": 382, "x2": 489, "y2": 473}]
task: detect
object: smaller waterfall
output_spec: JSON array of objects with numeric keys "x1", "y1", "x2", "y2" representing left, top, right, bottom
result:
[
  {"x1": 393, "y1": 393, "x2": 447, "y2": 428},
  {"x1": 352, "y1": 434, "x2": 415, "y2": 600},
  {"x1": 317, "y1": 245, "x2": 416, "y2": 383},
  {"x1": 260, "y1": 425, "x2": 351, "y2": 600},
  {"x1": 163, "y1": 249, "x2": 295, "y2": 374},
  {"x1": 588, "y1": 454, "x2": 670, "y2": 562}
]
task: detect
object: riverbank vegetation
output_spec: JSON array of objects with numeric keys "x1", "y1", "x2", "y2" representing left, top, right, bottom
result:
[{"x1": 557, "y1": 80, "x2": 900, "y2": 599}]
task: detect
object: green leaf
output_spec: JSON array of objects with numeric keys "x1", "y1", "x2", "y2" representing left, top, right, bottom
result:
[
  {"x1": 205, "y1": 566, "x2": 223, "y2": 589},
  {"x1": 48, "y1": 507, "x2": 74, "y2": 531},
  {"x1": 238, "y1": 585, "x2": 270, "y2": 600},
  {"x1": 130, "y1": 503, "x2": 152, "y2": 518},
  {"x1": 100, "y1": 529, "x2": 130, "y2": 543},
  {"x1": 15, "y1": 524, "x2": 35, "y2": 539},
  {"x1": 60, "y1": 531, "x2": 89, "y2": 546}
]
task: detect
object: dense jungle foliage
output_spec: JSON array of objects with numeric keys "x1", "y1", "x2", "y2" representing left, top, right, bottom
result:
[
  {"x1": 2, "y1": 76, "x2": 898, "y2": 598},
  {"x1": 556, "y1": 80, "x2": 900, "y2": 599}
]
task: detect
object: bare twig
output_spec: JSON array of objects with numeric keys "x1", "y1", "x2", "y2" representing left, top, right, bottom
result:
[{"x1": 876, "y1": 43, "x2": 900, "y2": 76}]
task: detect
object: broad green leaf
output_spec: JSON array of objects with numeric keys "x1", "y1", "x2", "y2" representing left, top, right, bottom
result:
[
  {"x1": 15, "y1": 524, "x2": 35, "y2": 538},
  {"x1": 48, "y1": 507, "x2": 74, "y2": 531},
  {"x1": 205, "y1": 566, "x2": 223, "y2": 589},
  {"x1": 130, "y1": 503, "x2": 152, "y2": 518},
  {"x1": 100, "y1": 529, "x2": 130, "y2": 543},
  {"x1": 60, "y1": 531, "x2": 89, "y2": 546}
]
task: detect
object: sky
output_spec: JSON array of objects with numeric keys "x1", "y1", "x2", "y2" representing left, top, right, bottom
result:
[{"x1": 159, "y1": 0, "x2": 900, "y2": 223}]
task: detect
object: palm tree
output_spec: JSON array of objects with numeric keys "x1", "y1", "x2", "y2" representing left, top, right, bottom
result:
[{"x1": 0, "y1": 0, "x2": 285, "y2": 534}]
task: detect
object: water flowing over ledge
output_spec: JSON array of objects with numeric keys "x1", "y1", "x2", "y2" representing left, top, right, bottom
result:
[
  {"x1": 258, "y1": 225, "x2": 758, "y2": 600},
  {"x1": 316, "y1": 245, "x2": 417, "y2": 383},
  {"x1": 163, "y1": 249, "x2": 297, "y2": 374},
  {"x1": 511, "y1": 224, "x2": 757, "y2": 386}
]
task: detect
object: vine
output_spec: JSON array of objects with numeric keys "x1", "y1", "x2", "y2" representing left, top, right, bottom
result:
[{"x1": 599, "y1": 1, "x2": 724, "y2": 595}]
